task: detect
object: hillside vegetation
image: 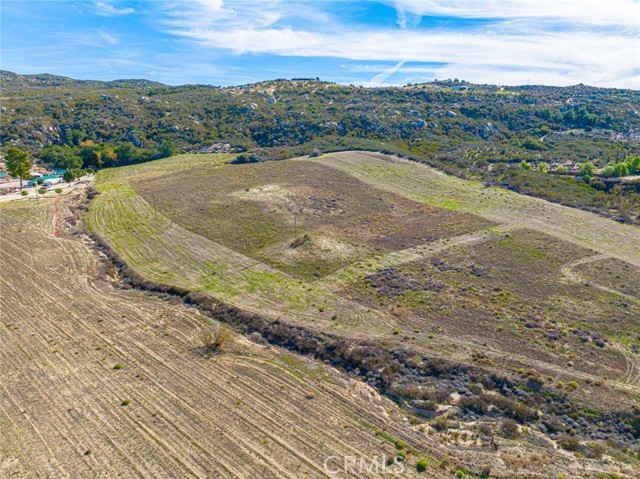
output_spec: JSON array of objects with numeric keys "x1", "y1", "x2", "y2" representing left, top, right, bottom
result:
[
  {"x1": 1, "y1": 71, "x2": 639, "y2": 222},
  {"x1": 2, "y1": 70, "x2": 640, "y2": 477},
  {"x1": 84, "y1": 151, "x2": 640, "y2": 477}
]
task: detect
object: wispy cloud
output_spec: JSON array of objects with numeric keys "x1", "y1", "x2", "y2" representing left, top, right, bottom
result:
[
  {"x1": 389, "y1": 0, "x2": 640, "y2": 28},
  {"x1": 395, "y1": 4, "x2": 407, "y2": 29},
  {"x1": 368, "y1": 60, "x2": 406, "y2": 86},
  {"x1": 157, "y1": 0, "x2": 639, "y2": 88},
  {"x1": 95, "y1": 2, "x2": 135, "y2": 16},
  {"x1": 3, "y1": 1, "x2": 638, "y2": 88},
  {"x1": 99, "y1": 31, "x2": 119, "y2": 45}
]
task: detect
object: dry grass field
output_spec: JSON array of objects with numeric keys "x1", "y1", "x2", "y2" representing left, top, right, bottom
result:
[
  {"x1": 1, "y1": 196, "x2": 447, "y2": 478},
  {"x1": 25, "y1": 149, "x2": 636, "y2": 477},
  {"x1": 4, "y1": 191, "x2": 629, "y2": 478},
  {"x1": 131, "y1": 160, "x2": 490, "y2": 280},
  {"x1": 87, "y1": 152, "x2": 639, "y2": 393}
]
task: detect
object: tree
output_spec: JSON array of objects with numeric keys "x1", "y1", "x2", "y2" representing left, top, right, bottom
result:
[
  {"x1": 626, "y1": 156, "x2": 640, "y2": 174},
  {"x1": 536, "y1": 162, "x2": 548, "y2": 173},
  {"x1": 79, "y1": 141, "x2": 117, "y2": 168},
  {"x1": 116, "y1": 142, "x2": 141, "y2": 165},
  {"x1": 63, "y1": 168, "x2": 82, "y2": 185},
  {"x1": 63, "y1": 128, "x2": 85, "y2": 147},
  {"x1": 39, "y1": 144, "x2": 82, "y2": 170},
  {"x1": 155, "y1": 139, "x2": 176, "y2": 159},
  {"x1": 601, "y1": 164, "x2": 615, "y2": 178},
  {"x1": 578, "y1": 161, "x2": 596, "y2": 181},
  {"x1": 6, "y1": 147, "x2": 31, "y2": 187},
  {"x1": 614, "y1": 162, "x2": 629, "y2": 178},
  {"x1": 520, "y1": 160, "x2": 532, "y2": 170}
]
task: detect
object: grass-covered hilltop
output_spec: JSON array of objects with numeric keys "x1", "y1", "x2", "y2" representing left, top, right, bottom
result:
[{"x1": 1, "y1": 70, "x2": 639, "y2": 223}]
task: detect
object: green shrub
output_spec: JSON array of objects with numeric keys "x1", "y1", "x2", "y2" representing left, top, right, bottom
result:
[
  {"x1": 500, "y1": 418, "x2": 519, "y2": 438},
  {"x1": 120, "y1": 399, "x2": 130, "y2": 406},
  {"x1": 113, "y1": 363, "x2": 123, "y2": 370},
  {"x1": 38, "y1": 188, "x2": 47, "y2": 195},
  {"x1": 21, "y1": 190, "x2": 28, "y2": 196},
  {"x1": 416, "y1": 457, "x2": 429, "y2": 472},
  {"x1": 557, "y1": 434, "x2": 580, "y2": 451},
  {"x1": 55, "y1": 188, "x2": 63, "y2": 194}
]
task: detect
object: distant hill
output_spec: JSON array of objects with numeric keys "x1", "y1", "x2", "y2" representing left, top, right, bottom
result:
[
  {"x1": 1, "y1": 70, "x2": 638, "y2": 221},
  {"x1": 0, "y1": 70, "x2": 166, "y2": 90}
]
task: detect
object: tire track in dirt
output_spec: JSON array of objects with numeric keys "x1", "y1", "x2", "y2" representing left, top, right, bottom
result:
[
  {"x1": 612, "y1": 342, "x2": 640, "y2": 387},
  {"x1": 561, "y1": 254, "x2": 640, "y2": 304},
  {"x1": 2, "y1": 198, "x2": 451, "y2": 479},
  {"x1": 315, "y1": 224, "x2": 516, "y2": 293}
]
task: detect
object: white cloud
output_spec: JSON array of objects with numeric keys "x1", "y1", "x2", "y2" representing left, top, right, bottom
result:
[
  {"x1": 95, "y1": 2, "x2": 135, "y2": 16},
  {"x1": 395, "y1": 5, "x2": 407, "y2": 29},
  {"x1": 160, "y1": 0, "x2": 281, "y2": 31},
  {"x1": 390, "y1": 0, "x2": 640, "y2": 28},
  {"x1": 158, "y1": 0, "x2": 640, "y2": 88},
  {"x1": 99, "y1": 31, "x2": 118, "y2": 45}
]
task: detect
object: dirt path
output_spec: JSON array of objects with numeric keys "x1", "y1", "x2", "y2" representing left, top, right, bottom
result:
[
  {"x1": 561, "y1": 254, "x2": 640, "y2": 304},
  {"x1": 318, "y1": 152, "x2": 640, "y2": 267},
  {"x1": 315, "y1": 224, "x2": 515, "y2": 292}
]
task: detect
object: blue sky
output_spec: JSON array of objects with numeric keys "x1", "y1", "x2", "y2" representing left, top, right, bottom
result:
[{"x1": 2, "y1": 1, "x2": 639, "y2": 88}]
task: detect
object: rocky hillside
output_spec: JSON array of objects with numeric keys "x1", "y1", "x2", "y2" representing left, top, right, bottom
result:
[{"x1": 1, "y1": 70, "x2": 639, "y2": 221}]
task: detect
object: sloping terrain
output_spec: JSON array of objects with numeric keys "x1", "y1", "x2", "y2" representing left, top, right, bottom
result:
[
  {"x1": 3, "y1": 151, "x2": 640, "y2": 477},
  {"x1": 2, "y1": 71, "x2": 639, "y2": 222},
  {"x1": 131, "y1": 159, "x2": 491, "y2": 279},
  {"x1": 83, "y1": 151, "x2": 640, "y2": 476},
  {"x1": 1, "y1": 196, "x2": 449, "y2": 478}
]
